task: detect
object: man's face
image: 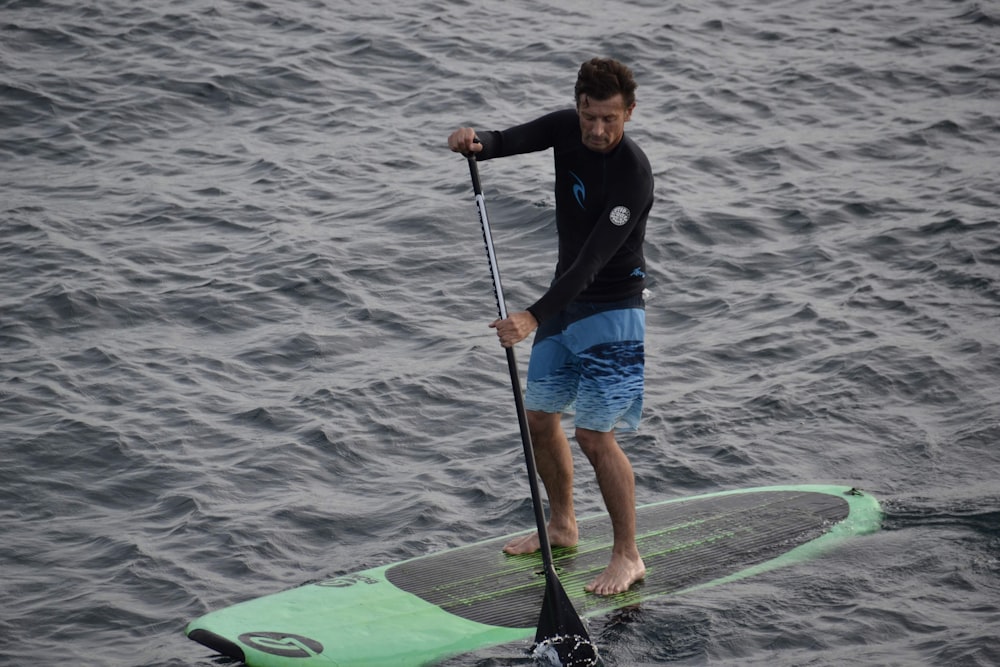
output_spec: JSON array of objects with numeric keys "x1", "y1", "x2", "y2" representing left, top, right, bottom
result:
[{"x1": 577, "y1": 93, "x2": 634, "y2": 153}]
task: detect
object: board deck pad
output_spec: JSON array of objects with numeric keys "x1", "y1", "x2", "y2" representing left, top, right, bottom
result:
[
  {"x1": 386, "y1": 488, "x2": 850, "y2": 628},
  {"x1": 187, "y1": 485, "x2": 880, "y2": 666}
]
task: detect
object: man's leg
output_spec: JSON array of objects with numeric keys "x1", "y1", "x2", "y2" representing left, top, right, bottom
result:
[
  {"x1": 576, "y1": 427, "x2": 646, "y2": 595},
  {"x1": 503, "y1": 410, "x2": 580, "y2": 553}
]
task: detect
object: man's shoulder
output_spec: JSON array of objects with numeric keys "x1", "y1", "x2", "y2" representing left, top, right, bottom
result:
[
  {"x1": 615, "y1": 135, "x2": 654, "y2": 185},
  {"x1": 619, "y1": 134, "x2": 651, "y2": 166},
  {"x1": 537, "y1": 108, "x2": 580, "y2": 134},
  {"x1": 549, "y1": 107, "x2": 579, "y2": 122}
]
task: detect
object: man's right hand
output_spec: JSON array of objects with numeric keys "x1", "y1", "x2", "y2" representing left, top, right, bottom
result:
[{"x1": 448, "y1": 128, "x2": 481, "y2": 155}]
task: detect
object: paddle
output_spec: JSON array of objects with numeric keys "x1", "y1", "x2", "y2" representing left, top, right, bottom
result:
[{"x1": 465, "y1": 148, "x2": 598, "y2": 667}]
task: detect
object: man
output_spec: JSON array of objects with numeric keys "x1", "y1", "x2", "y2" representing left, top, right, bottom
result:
[{"x1": 448, "y1": 57, "x2": 653, "y2": 596}]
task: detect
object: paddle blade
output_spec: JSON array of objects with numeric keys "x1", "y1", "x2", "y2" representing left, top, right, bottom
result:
[{"x1": 531, "y1": 569, "x2": 598, "y2": 666}]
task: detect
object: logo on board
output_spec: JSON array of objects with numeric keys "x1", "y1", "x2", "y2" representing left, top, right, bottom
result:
[{"x1": 239, "y1": 632, "x2": 324, "y2": 658}]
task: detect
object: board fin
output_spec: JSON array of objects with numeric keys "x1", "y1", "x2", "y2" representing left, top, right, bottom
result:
[{"x1": 187, "y1": 628, "x2": 246, "y2": 662}]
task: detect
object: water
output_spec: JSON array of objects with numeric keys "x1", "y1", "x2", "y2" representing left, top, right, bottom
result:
[{"x1": 2, "y1": 0, "x2": 998, "y2": 665}]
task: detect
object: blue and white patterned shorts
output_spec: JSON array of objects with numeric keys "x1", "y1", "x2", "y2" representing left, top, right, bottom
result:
[{"x1": 525, "y1": 296, "x2": 645, "y2": 433}]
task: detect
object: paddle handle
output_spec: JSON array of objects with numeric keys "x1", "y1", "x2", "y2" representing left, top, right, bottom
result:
[{"x1": 467, "y1": 153, "x2": 557, "y2": 571}]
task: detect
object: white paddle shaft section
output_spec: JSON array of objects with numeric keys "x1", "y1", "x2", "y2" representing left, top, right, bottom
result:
[{"x1": 475, "y1": 192, "x2": 509, "y2": 320}]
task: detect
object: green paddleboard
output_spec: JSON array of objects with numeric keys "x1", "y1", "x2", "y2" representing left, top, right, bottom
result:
[{"x1": 186, "y1": 484, "x2": 881, "y2": 666}]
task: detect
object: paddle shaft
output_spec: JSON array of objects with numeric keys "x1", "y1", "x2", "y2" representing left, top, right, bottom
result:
[{"x1": 466, "y1": 153, "x2": 558, "y2": 574}]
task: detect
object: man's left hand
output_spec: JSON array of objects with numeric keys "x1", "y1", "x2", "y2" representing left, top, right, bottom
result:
[{"x1": 489, "y1": 311, "x2": 538, "y2": 348}]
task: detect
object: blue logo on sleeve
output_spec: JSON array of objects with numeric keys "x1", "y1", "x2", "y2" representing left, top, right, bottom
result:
[{"x1": 570, "y1": 171, "x2": 586, "y2": 209}]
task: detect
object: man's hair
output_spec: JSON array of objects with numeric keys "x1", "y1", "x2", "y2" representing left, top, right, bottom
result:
[{"x1": 574, "y1": 58, "x2": 637, "y2": 108}]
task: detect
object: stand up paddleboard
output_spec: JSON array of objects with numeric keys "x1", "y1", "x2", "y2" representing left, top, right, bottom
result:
[{"x1": 186, "y1": 484, "x2": 880, "y2": 666}]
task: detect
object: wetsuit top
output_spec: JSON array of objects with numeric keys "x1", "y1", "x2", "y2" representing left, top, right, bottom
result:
[{"x1": 475, "y1": 108, "x2": 653, "y2": 324}]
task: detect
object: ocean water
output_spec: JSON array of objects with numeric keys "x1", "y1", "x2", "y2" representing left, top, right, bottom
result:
[{"x1": 2, "y1": 0, "x2": 999, "y2": 665}]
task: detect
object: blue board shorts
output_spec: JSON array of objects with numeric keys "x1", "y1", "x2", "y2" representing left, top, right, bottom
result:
[{"x1": 525, "y1": 295, "x2": 645, "y2": 433}]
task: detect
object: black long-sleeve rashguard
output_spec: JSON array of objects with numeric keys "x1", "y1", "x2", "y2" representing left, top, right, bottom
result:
[{"x1": 475, "y1": 108, "x2": 653, "y2": 324}]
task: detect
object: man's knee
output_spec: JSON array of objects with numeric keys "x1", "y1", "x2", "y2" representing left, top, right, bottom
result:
[
  {"x1": 527, "y1": 410, "x2": 561, "y2": 442},
  {"x1": 575, "y1": 427, "x2": 617, "y2": 461}
]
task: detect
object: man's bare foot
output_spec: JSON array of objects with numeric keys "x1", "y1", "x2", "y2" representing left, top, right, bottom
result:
[
  {"x1": 503, "y1": 523, "x2": 578, "y2": 555},
  {"x1": 585, "y1": 553, "x2": 646, "y2": 596}
]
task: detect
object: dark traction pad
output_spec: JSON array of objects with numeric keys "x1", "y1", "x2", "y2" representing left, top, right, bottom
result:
[{"x1": 386, "y1": 490, "x2": 849, "y2": 628}]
